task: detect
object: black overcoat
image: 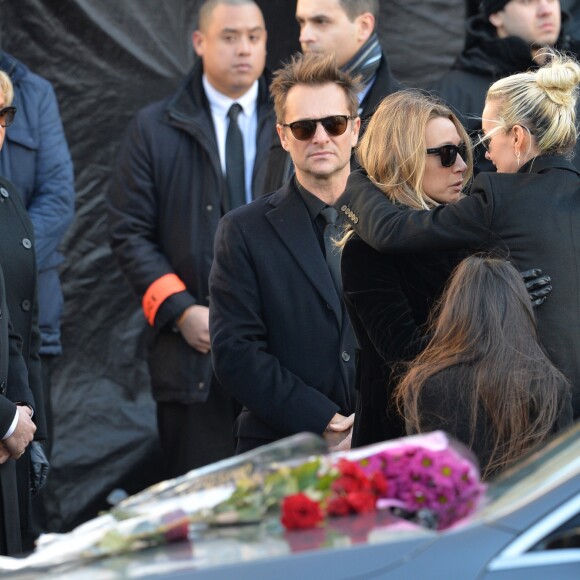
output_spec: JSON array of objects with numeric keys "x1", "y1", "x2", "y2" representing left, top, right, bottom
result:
[
  {"x1": 341, "y1": 234, "x2": 458, "y2": 446},
  {"x1": 0, "y1": 264, "x2": 34, "y2": 555},
  {"x1": 338, "y1": 156, "x2": 580, "y2": 417},
  {"x1": 209, "y1": 182, "x2": 356, "y2": 444},
  {"x1": 108, "y1": 61, "x2": 275, "y2": 404}
]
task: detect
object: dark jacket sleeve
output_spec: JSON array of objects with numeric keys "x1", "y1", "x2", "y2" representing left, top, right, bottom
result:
[
  {"x1": 0, "y1": 396, "x2": 17, "y2": 437},
  {"x1": 336, "y1": 169, "x2": 498, "y2": 254},
  {"x1": 107, "y1": 110, "x2": 196, "y2": 328},
  {"x1": 342, "y1": 236, "x2": 426, "y2": 364},
  {"x1": 209, "y1": 213, "x2": 339, "y2": 436}
]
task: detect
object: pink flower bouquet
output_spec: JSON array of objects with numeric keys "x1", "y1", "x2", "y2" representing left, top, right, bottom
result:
[{"x1": 276, "y1": 431, "x2": 485, "y2": 531}]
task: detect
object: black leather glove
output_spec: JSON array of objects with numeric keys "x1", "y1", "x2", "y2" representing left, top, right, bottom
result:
[
  {"x1": 30, "y1": 441, "x2": 50, "y2": 496},
  {"x1": 520, "y1": 268, "x2": 552, "y2": 307}
]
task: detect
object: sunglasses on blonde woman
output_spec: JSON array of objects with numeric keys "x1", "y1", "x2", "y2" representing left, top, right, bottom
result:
[
  {"x1": 282, "y1": 115, "x2": 355, "y2": 141},
  {"x1": 0, "y1": 107, "x2": 17, "y2": 128},
  {"x1": 426, "y1": 143, "x2": 467, "y2": 167}
]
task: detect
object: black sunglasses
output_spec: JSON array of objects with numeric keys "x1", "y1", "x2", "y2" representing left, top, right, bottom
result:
[
  {"x1": 426, "y1": 143, "x2": 467, "y2": 167},
  {"x1": 0, "y1": 106, "x2": 17, "y2": 128},
  {"x1": 282, "y1": 115, "x2": 354, "y2": 141}
]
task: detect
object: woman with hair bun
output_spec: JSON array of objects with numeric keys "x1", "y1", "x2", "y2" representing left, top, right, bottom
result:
[
  {"x1": 337, "y1": 51, "x2": 580, "y2": 419},
  {"x1": 396, "y1": 256, "x2": 571, "y2": 480}
]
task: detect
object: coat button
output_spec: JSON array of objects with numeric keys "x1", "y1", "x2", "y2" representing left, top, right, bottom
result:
[
  {"x1": 0, "y1": 381, "x2": 6, "y2": 395},
  {"x1": 0, "y1": 188, "x2": 8, "y2": 198},
  {"x1": 22, "y1": 238, "x2": 32, "y2": 249},
  {"x1": 21, "y1": 300, "x2": 31, "y2": 312},
  {"x1": 197, "y1": 382, "x2": 205, "y2": 390},
  {"x1": 341, "y1": 351, "x2": 350, "y2": 362},
  {"x1": 206, "y1": 204, "x2": 213, "y2": 212}
]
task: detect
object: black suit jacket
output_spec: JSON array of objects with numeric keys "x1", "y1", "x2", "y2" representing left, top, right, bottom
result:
[
  {"x1": 338, "y1": 156, "x2": 580, "y2": 417},
  {"x1": 210, "y1": 182, "x2": 356, "y2": 443}
]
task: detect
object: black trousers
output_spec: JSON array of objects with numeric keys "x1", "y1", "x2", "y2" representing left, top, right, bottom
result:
[{"x1": 156, "y1": 378, "x2": 239, "y2": 479}]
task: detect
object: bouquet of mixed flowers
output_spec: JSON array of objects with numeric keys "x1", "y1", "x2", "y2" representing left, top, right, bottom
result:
[
  {"x1": 212, "y1": 431, "x2": 485, "y2": 532},
  {"x1": 0, "y1": 431, "x2": 485, "y2": 574}
]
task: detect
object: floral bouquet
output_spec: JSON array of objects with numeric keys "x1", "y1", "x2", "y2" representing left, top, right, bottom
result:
[
  {"x1": 0, "y1": 431, "x2": 485, "y2": 574},
  {"x1": 213, "y1": 430, "x2": 485, "y2": 532}
]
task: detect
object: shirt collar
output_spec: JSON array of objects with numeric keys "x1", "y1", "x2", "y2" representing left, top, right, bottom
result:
[
  {"x1": 202, "y1": 75, "x2": 259, "y2": 119},
  {"x1": 294, "y1": 176, "x2": 327, "y2": 221}
]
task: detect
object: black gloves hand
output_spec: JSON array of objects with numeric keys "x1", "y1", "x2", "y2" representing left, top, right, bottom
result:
[
  {"x1": 30, "y1": 441, "x2": 50, "y2": 496},
  {"x1": 520, "y1": 268, "x2": 552, "y2": 307}
]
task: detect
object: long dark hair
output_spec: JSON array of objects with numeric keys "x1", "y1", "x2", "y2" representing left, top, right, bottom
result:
[{"x1": 396, "y1": 256, "x2": 570, "y2": 478}]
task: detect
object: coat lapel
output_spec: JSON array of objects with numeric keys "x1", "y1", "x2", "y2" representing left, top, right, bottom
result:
[{"x1": 266, "y1": 185, "x2": 343, "y2": 325}]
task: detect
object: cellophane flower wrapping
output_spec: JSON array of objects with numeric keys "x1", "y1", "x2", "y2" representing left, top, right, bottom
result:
[{"x1": 0, "y1": 431, "x2": 485, "y2": 573}]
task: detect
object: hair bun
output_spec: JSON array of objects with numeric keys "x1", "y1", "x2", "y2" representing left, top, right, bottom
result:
[{"x1": 535, "y1": 54, "x2": 580, "y2": 106}]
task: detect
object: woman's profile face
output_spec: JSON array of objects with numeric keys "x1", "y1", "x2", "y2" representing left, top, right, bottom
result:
[
  {"x1": 422, "y1": 116, "x2": 467, "y2": 205},
  {"x1": 481, "y1": 101, "x2": 519, "y2": 174}
]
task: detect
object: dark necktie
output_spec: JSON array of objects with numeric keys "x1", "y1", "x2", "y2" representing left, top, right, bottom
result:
[
  {"x1": 320, "y1": 206, "x2": 342, "y2": 296},
  {"x1": 226, "y1": 103, "x2": 246, "y2": 210}
]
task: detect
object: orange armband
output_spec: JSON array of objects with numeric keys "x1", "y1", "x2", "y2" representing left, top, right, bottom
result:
[{"x1": 142, "y1": 274, "x2": 187, "y2": 326}]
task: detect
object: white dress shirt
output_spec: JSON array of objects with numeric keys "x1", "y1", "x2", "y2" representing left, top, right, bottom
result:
[{"x1": 202, "y1": 76, "x2": 259, "y2": 204}]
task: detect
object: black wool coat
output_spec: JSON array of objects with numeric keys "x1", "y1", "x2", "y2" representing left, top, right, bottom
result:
[
  {"x1": 338, "y1": 157, "x2": 580, "y2": 418},
  {"x1": 341, "y1": 234, "x2": 459, "y2": 447},
  {"x1": 0, "y1": 263, "x2": 34, "y2": 556},
  {"x1": 108, "y1": 61, "x2": 275, "y2": 404},
  {"x1": 209, "y1": 181, "x2": 356, "y2": 444}
]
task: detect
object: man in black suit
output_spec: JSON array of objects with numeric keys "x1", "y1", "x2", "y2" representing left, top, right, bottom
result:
[{"x1": 209, "y1": 53, "x2": 360, "y2": 453}]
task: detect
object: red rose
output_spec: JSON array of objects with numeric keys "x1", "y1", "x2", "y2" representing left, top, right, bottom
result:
[
  {"x1": 332, "y1": 475, "x2": 362, "y2": 494},
  {"x1": 336, "y1": 459, "x2": 368, "y2": 482},
  {"x1": 281, "y1": 493, "x2": 324, "y2": 530},
  {"x1": 346, "y1": 491, "x2": 377, "y2": 514},
  {"x1": 326, "y1": 495, "x2": 352, "y2": 517},
  {"x1": 370, "y1": 471, "x2": 388, "y2": 496}
]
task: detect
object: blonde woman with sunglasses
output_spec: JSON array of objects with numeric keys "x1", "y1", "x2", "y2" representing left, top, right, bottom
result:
[
  {"x1": 339, "y1": 89, "x2": 473, "y2": 447},
  {"x1": 338, "y1": 51, "x2": 580, "y2": 423}
]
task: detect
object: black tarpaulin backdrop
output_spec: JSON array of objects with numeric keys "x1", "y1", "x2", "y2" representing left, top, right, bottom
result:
[{"x1": 0, "y1": 0, "x2": 465, "y2": 531}]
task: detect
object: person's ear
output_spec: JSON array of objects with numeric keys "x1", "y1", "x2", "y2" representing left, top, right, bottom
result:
[
  {"x1": 356, "y1": 12, "x2": 375, "y2": 43},
  {"x1": 512, "y1": 124, "x2": 527, "y2": 147},
  {"x1": 192, "y1": 30, "x2": 204, "y2": 57},
  {"x1": 351, "y1": 116, "x2": 361, "y2": 147},
  {"x1": 277, "y1": 124, "x2": 290, "y2": 152},
  {"x1": 488, "y1": 12, "x2": 504, "y2": 30}
]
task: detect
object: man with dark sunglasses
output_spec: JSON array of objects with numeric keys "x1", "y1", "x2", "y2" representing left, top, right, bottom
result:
[
  {"x1": 209, "y1": 53, "x2": 359, "y2": 454},
  {"x1": 259, "y1": 0, "x2": 400, "y2": 194}
]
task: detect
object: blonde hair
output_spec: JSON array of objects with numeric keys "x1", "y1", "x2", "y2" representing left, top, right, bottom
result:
[
  {"x1": 0, "y1": 70, "x2": 14, "y2": 106},
  {"x1": 485, "y1": 51, "x2": 580, "y2": 157},
  {"x1": 356, "y1": 89, "x2": 473, "y2": 210}
]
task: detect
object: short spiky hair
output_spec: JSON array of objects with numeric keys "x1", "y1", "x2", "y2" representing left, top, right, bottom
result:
[
  {"x1": 339, "y1": 0, "x2": 378, "y2": 20},
  {"x1": 270, "y1": 52, "x2": 361, "y2": 123}
]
